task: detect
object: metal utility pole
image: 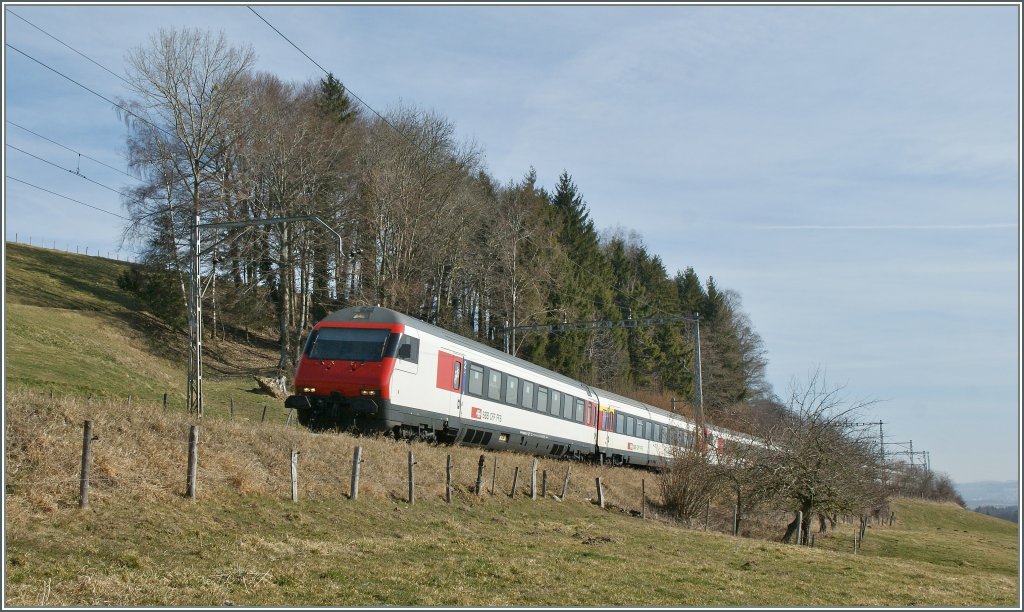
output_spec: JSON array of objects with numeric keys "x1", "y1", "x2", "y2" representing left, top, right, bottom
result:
[
  {"x1": 505, "y1": 312, "x2": 705, "y2": 448},
  {"x1": 188, "y1": 214, "x2": 203, "y2": 419},
  {"x1": 692, "y1": 313, "x2": 704, "y2": 443},
  {"x1": 853, "y1": 420, "x2": 886, "y2": 465},
  {"x1": 188, "y1": 215, "x2": 342, "y2": 419}
]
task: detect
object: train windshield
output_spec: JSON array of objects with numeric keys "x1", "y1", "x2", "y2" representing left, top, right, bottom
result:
[{"x1": 305, "y1": 327, "x2": 394, "y2": 362}]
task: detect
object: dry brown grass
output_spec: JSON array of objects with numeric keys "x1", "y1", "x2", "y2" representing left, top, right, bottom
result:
[
  {"x1": 4, "y1": 387, "x2": 797, "y2": 544},
  {"x1": 3, "y1": 388, "x2": 667, "y2": 519}
]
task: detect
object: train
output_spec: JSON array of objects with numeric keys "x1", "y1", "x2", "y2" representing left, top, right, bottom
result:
[{"x1": 284, "y1": 305, "x2": 756, "y2": 468}]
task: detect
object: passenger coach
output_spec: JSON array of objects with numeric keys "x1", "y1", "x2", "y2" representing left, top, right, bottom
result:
[{"x1": 286, "y1": 306, "x2": 748, "y2": 467}]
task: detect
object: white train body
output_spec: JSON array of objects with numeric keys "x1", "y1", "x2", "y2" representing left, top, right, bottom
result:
[{"x1": 286, "y1": 306, "x2": 754, "y2": 467}]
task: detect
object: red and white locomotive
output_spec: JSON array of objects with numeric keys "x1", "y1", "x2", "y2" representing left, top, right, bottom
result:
[{"x1": 285, "y1": 306, "x2": 751, "y2": 467}]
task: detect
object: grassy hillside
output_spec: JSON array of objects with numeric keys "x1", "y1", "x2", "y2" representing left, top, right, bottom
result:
[
  {"x1": 4, "y1": 242, "x2": 286, "y2": 420},
  {"x1": 4, "y1": 390, "x2": 1019, "y2": 607},
  {"x1": 4, "y1": 243, "x2": 1020, "y2": 606}
]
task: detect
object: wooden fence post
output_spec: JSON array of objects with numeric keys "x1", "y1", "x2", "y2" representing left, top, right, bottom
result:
[
  {"x1": 350, "y1": 446, "x2": 362, "y2": 500},
  {"x1": 408, "y1": 450, "x2": 416, "y2": 505},
  {"x1": 286, "y1": 408, "x2": 294, "y2": 425},
  {"x1": 261, "y1": 405, "x2": 268, "y2": 423},
  {"x1": 796, "y1": 511, "x2": 803, "y2": 545},
  {"x1": 596, "y1": 477, "x2": 605, "y2": 508},
  {"x1": 531, "y1": 459, "x2": 538, "y2": 500},
  {"x1": 445, "y1": 454, "x2": 452, "y2": 503},
  {"x1": 127, "y1": 395, "x2": 132, "y2": 409},
  {"x1": 475, "y1": 455, "x2": 485, "y2": 496},
  {"x1": 229, "y1": 397, "x2": 234, "y2": 419},
  {"x1": 79, "y1": 420, "x2": 93, "y2": 509},
  {"x1": 186, "y1": 425, "x2": 199, "y2": 500},
  {"x1": 510, "y1": 466, "x2": 520, "y2": 498},
  {"x1": 491, "y1": 459, "x2": 497, "y2": 496},
  {"x1": 560, "y1": 465, "x2": 572, "y2": 500},
  {"x1": 541, "y1": 470, "x2": 548, "y2": 498},
  {"x1": 163, "y1": 393, "x2": 167, "y2": 410},
  {"x1": 290, "y1": 449, "x2": 299, "y2": 503}
]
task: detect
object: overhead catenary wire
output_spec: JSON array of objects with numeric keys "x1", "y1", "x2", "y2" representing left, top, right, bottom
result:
[
  {"x1": 245, "y1": 5, "x2": 434, "y2": 160},
  {"x1": 7, "y1": 143, "x2": 136, "y2": 199},
  {"x1": 5, "y1": 43, "x2": 177, "y2": 142},
  {"x1": 5, "y1": 8, "x2": 134, "y2": 88},
  {"x1": 7, "y1": 120, "x2": 140, "y2": 181},
  {"x1": 7, "y1": 176, "x2": 130, "y2": 220}
]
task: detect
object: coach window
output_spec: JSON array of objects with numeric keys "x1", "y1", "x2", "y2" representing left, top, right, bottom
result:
[
  {"x1": 397, "y1": 336, "x2": 419, "y2": 363},
  {"x1": 506, "y1": 375, "x2": 519, "y2": 406},
  {"x1": 487, "y1": 369, "x2": 502, "y2": 402},
  {"x1": 636, "y1": 420, "x2": 645, "y2": 439},
  {"x1": 468, "y1": 364, "x2": 484, "y2": 397},
  {"x1": 615, "y1": 413, "x2": 624, "y2": 434},
  {"x1": 452, "y1": 361, "x2": 462, "y2": 390},
  {"x1": 574, "y1": 398, "x2": 585, "y2": 422},
  {"x1": 521, "y1": 381, "x2": 534, "y2": 410},
  {"x1": 550, "y1": 391, "x2": 561, "y2": 418},
  {"x1": 625, "y1": 415, "x2": 635, "y2": 437},
  {"x1": 537, "y1": 387, "x2": 549, "y2": 413}
]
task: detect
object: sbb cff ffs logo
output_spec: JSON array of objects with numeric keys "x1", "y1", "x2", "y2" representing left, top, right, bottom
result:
[{"x1": 471, "y1": 407, "x2": 502, "y2": 423}]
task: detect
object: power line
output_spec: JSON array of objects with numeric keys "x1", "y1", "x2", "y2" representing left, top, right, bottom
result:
[
  {"x1": 7, "y1": 143, "x2": 135, "y2": 199},
  {"x1": 245, "y1": 6, "x2": 330, "y2": 77},
  {"x1": 5, "y1": 8, "x2": 133, "y2": 88},
  {"x1": 245, "y1": 5, "x2": 428, "y2": 158},
  {"x1": 7, "y1": 176, "x2": 129, "y2": 220},
  {"x1": 5, "y1": 43, "x2": 176, "y2": 142},
  {"x1": 7, "y1": 120, "x2": 139, "y2": 181}
]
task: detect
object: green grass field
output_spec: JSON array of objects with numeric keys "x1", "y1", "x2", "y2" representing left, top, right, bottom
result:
[{"x1": 4, "y1": 242, "x2": 1020, "y2": 606}]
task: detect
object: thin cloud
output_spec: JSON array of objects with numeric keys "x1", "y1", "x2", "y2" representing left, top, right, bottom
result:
[{"x1": 749, "y1": 223, "x2": 1017, "y2": 231}]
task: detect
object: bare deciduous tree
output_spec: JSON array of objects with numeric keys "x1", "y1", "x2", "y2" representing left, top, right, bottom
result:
[{"x1": 743, "y1": 369, "x2": 886, "y2": 543}]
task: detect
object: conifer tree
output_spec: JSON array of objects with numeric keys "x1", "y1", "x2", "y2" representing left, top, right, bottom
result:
[
  {"x1": 542, "y1": 171, "x2": 623, "y2": 383},
  {"x1": 317, "y1": 73, "x2": 357, "y2": 124}
]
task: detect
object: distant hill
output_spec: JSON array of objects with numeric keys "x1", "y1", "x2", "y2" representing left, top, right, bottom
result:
[
  {"x1": 973, "y1": 505, "x2": 1018, "y2": 523},
  {"x1": 955, "y1": 480, "x2": 1019, "y2": 507}
]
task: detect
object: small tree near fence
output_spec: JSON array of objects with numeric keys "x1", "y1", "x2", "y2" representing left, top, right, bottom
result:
[{"x1": 659, "y1": 442, "x2": 725, "y2": 527}]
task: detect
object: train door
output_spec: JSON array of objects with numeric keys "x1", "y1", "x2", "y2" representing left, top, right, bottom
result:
[
  {"x1": 436, "y1": 349, "x2": 465, "y2": 421},
  {"x1": 584, "y1": 391, "x2": 602, "y2": 460}
]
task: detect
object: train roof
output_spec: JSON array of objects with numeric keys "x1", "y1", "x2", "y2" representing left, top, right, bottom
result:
[{"x1": 320, "y1": 306, "x2": 590, "y2": 393}]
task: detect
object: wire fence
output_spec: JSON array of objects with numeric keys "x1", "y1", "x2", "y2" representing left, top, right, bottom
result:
[{"x1": 7, "y1": 233, "x2": 139, "y2": 262}]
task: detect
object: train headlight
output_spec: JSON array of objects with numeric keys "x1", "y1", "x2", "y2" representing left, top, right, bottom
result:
[
  {"x1": 360, "y1": 389, "x2": 378, "y2": 397},
  {"x1": 302, "y1": 387, "x2": 316, "y2": 393}
]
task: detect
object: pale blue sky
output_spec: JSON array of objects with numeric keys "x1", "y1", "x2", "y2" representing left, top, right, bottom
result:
[{"x1": 3, "y1": 2, "x2": 1020, "y2": 483}]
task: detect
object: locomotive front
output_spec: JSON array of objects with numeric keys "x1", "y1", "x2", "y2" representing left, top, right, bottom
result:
[{"x1": 285, "y1": 307, "x2": 405, "y2": 431}]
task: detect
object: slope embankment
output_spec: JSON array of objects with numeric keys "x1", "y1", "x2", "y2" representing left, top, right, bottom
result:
[{"x1": 3, "y1": 243, "x2": 1019, "y2": 606}]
